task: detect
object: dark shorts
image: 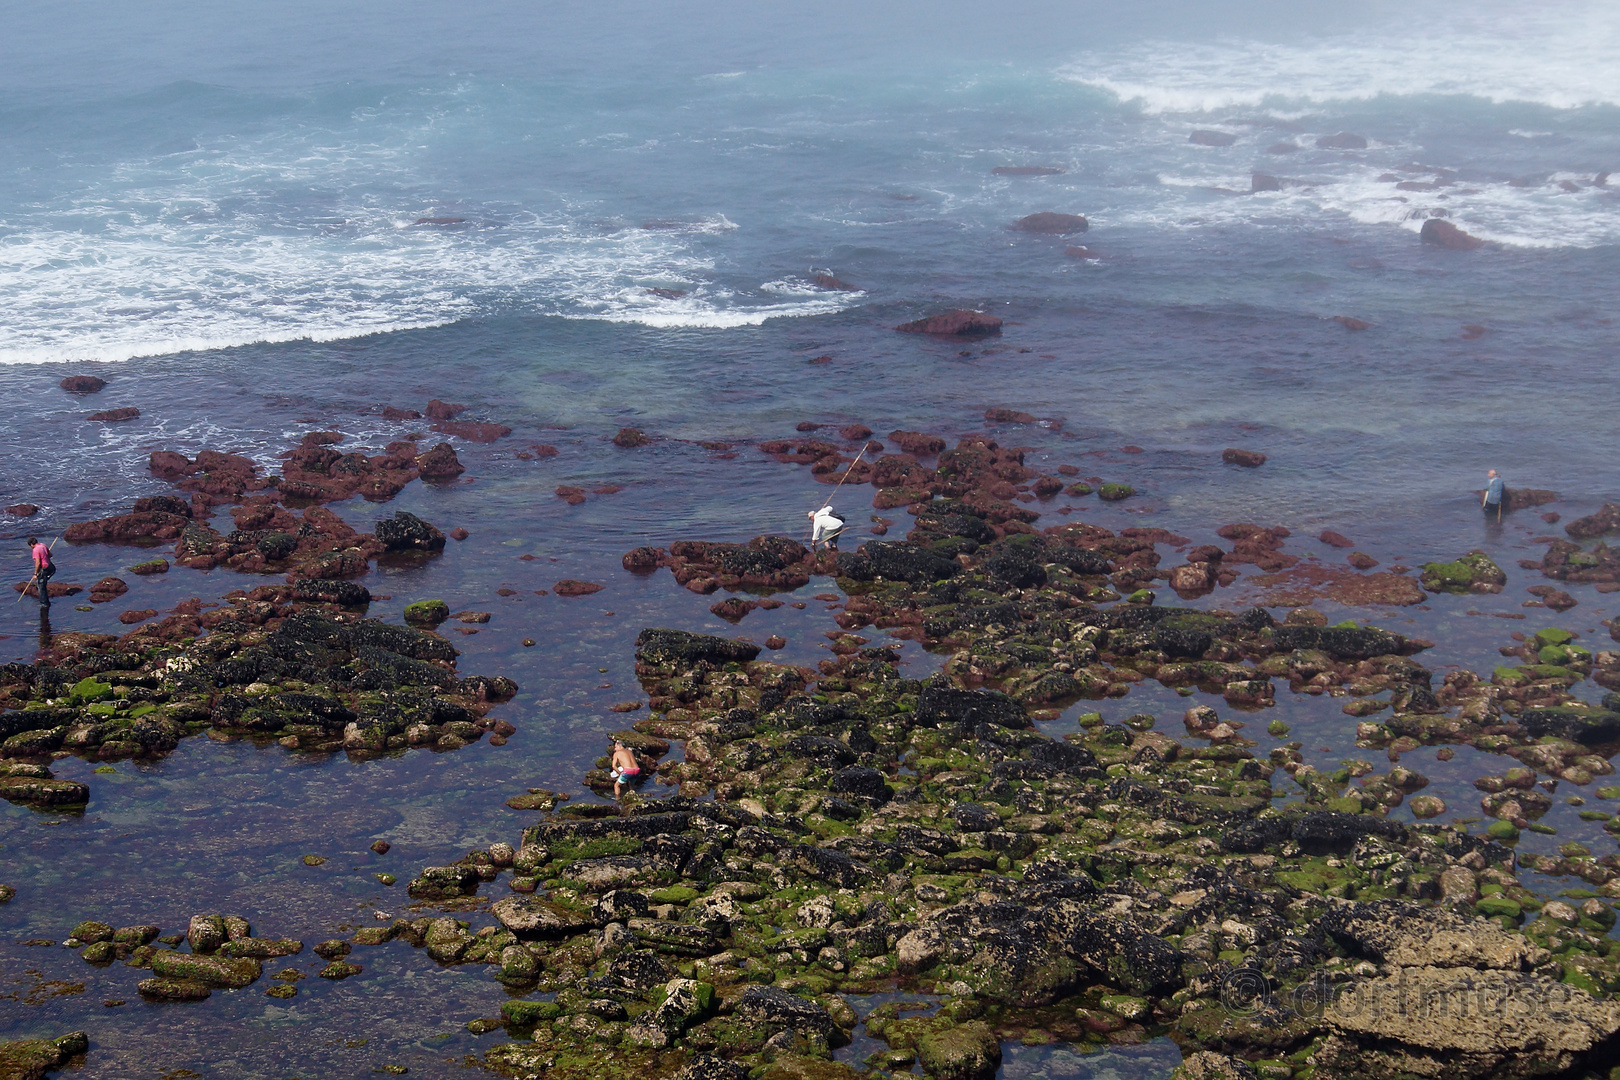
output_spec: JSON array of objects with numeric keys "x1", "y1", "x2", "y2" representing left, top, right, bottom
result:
[
  {"x1": 1483, "y1": 501, "x2": 1501, "y2": 514},
  {"x1": 36, "y1": 562, "x2": 54, "y2": 598}
]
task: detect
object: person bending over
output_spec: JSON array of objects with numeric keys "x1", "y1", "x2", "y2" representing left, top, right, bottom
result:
[
  {"x1": 610, "y1": 740, "x2": 641, "y2": 799},
  {"x1": 809, "y1": 505, "x2": 845, "y2": 552}
]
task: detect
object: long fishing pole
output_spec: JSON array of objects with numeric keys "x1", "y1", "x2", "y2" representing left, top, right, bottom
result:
[
  {"x1": 15, "y1": 537, "x2": 59, "y2": 605},
  {"x1": 807, "y1": 445, "x2": 868, "y2": 550},
  {"x1": 819, "y1": 444, "x2": 868, "y2": 511}
]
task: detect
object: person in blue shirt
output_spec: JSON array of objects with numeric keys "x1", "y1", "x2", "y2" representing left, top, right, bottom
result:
[{"x1": 1483, "y1": 469, "x2": 1504, "y2": 521}]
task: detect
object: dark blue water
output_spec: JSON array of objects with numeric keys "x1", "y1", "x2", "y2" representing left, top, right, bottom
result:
[{"x1": 2, "y1": 1, "x2": 1619, "y2": 1075}]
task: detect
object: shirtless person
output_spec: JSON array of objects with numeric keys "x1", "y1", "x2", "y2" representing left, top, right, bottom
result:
[{"x1": 610, "y1": 740, "x2": 641, "y2": 799}]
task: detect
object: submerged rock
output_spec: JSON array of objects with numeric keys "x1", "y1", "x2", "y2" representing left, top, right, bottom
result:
[
  {"x1": 895, "y1": 311, "x2": 1003, "y2": 337},
  {"x1": 1011, "y1": 211, "x2": 1088, "y2": 234}
]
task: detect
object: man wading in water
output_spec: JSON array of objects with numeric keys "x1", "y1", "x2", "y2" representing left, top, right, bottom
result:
[
  {"x1": 24, "y1": 537, "x2": 55, "y2": 608},
  {"x1": 1483, "y1": 469, "x2": 1504, "y2": 523}
]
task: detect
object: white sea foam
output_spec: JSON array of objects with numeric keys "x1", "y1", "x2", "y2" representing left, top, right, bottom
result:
[
  {"x1": 0, "y1": 196, "x2": 851, "y2": 365},
  {"x1": 1059, "y1": 4, "x2": 1620, "y2": 113},
  {"x1": 1117, "y1": 162, "x2": 1620, "y2": 250}
]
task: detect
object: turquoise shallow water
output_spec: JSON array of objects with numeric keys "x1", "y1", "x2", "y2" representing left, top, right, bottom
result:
[{"x1": 1, "y1": 1, "x2": 1619, "y2": 1075}]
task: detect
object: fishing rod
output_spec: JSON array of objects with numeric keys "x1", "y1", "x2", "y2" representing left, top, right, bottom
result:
[
  {"x1": 15, "y1": 537, "x2": 60, "y2": 605},
  {"x1": 819, "y1": 444, "x2": 868, "y2": 511}
]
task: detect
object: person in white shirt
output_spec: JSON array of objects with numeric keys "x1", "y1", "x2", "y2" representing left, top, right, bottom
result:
[{"x1": 808, "y1": 505, "x2": 846, "y2": 552}]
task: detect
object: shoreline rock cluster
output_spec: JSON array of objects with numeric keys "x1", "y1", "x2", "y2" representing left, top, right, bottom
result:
[
  {"x1": 372, "y1": 508, "x2": 1620, "y2": 1079},
  {"x1": 0, "y1": 601, "x2": 517, "y2": 808}
]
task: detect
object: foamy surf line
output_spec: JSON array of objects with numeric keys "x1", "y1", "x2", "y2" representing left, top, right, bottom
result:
[
  {"x1": 1059, "y1": 5, "x2": 1620, "y2": 113},
  {"x1": 0, "y1": 317, "x2": 465, "y2": 366}
]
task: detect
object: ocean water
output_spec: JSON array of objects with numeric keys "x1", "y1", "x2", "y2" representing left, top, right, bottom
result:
[{"x1": 1, "y1": 1, "x2": 1618, "y2": 1075}]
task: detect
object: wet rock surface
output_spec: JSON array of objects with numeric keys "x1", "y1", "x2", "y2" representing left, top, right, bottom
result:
[
  {"x1": 17, "y1": 411, "x2": 1620, "y2": 1080},
  {"x1": 338, "y1": 514, "x2": 1620, "y2": 1080}
]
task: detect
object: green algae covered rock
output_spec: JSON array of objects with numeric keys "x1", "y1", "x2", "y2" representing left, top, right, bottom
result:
[
  {"x1": 68, "y1": 677, "x2": 113, "y2": 703},
  {"x1": 1420, "y1": 551, "x2": 1506, "y2": 594},
  {"x1": 500, "y1": 999, "x2": 562, "y2": 1027},
  {"x1": 917, "y1": 1020, "x2": 1002, "y2": 1080},
  {"x1": 403, "y1": 599, "x2": 449, "y2": 625},
  {"x1": 0, "y1": 1032, "x2": 88, "y2": 1079},
  {"x1": 150, "y1": 950, "x2": 262, "y2": 988},
  {"x1": 137, "y1": 977, "x2": 211, "y2": 1001},
  {"x1": 1098, "y1": 483, "x2": 1135, "y2": 501}
]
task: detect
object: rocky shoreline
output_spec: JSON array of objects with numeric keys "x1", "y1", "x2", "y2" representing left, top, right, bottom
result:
[{"x1": 8, "y1": 420, "x2": 1620, "y2": 1079}]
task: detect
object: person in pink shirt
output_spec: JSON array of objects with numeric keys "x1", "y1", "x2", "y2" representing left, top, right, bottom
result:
[{"x1": 26, "y1": 536, "x2": 55, "y2": 606}]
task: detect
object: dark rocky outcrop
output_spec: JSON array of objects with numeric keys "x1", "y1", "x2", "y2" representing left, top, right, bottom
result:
[
  {"x1": 895, "y1": 311, "x2": 1003, "y2": 337},
  {"x1": 1421, "y1": 218, "x2": 1484, "y2": 250},
  {"x1": 1011, "y1": 212, "x2": 1087, "y2": 234}
]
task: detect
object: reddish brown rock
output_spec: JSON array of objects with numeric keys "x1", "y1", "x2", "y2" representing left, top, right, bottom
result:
[
  {"x1": 431, "y1": 420, "x2": 511, "y2": 443},
  {"x1": 13, "y1": 582, "x2": 80, "y2": 598},
  {"x1": 795, "y1": 422, "x2": 822, "y2": 432},
  {"x1": 1541, "y1": 511, "x2": 1560, "y2": 524},
  {"x1": 60, "y1": 375, "x2": 106, "y2": 394},
  {"x1": 129, "y1": 559, "x2": 169, "y2": 575},
  {"x1": 985, "y1": 407, "x2": 1037, "y2": 423},
  {"x1": 1347, "y1": 552, "x2": 1379, "y2": 570},
  {"x1": 449, "y1": 528, "x2": 469, "y2": 541},
  {"x1": 1319, "y1": 530, "x2": 1355, "y2": 548},
  {"x1": 1461, "y1": 324, "x2": 1487, "y2": 340},
  {"x1": 4, "y1": 504, "x2": 39, "y2": 517},
  {"x1": 1248, "y1": 564, "x2": 1425, "y2": 607},
  {"x1": 992, "y1": 166, "x2": 1064, "y2": 176},
  {"x1": 888, "y1": 431, "x2": 946, "y2": 456},
  {"x1": 1168, "y1": 562, "x2": 1217, "y2": 598},
  {"x1": 895, "y1": 310, "x2": 1002, "y2": 337},
  {"x1": 1032, "y1": 476, "x2": 1064, "y2": 498},
  {"x1": 556, "y1": 486, "x2": 587, "y2": 506},
  {"x1": 838, "y1": 425, "x2": 872, "y2": 441},
  {"x1": 530, "y1": 444, "x2": 559, "y2": 457},
  {"x1": 1012, "y1": 212, "x2": 1088, "y2": 234},
  {"x1": 813, "y1": 273, "x2": 858, "y2": 291},
  {"x1": 554, "y1": 580, "x2": 604, "y2": 596},
  {"x1": 381, "y1": 406, "x2": 421, "y2": 420},
  {"x1": 809, "y1": 355, "x2": 834, "y2": 364},
  {"x1": 612, "y1": 428, "x2": 650, "y2": 448},
  {"x1": 414, "y1": 443, "x2": 464, "y2": 480},
  {"x1": 622, "y1": 546, "x2": 664, "y2": 573},
  {"x1": 709, "y1": 597, "x2": 756, "y2": 622},
  {"x1": 148, "y1": 451, "x2": 195, "y2": 480},
  {"x1": 1499, "y1": 488, "x2": 1557, "y2": 511},
  {"x1": 1222, "y1": 448, "x2": 1267, "y2": 467},
  {"x1": 765, "y1": 635, "x2": 787, "y2": 650},
  {"x1": 1421, "y1": 219, "x2": 1484, "y2": 250},
  {"x1": 424, "y1": 400, "x2": 465, "y2": 420},
  {"x1": 1057, "y1": 464, "x2": 1079, "y2": 476},
  {"x1": 88, "y1": 407, "x2": 139, "y2": 422},
  {"x1": 593, "y1": 485, "x2": 623, "y2": 495},
  {"x1": 89, "y1": 577, "x2": 129, "y2": 603},
  {"x1": 1332, "y1": 316, "x2": 1371, "y2": 331},
  {"x1": 65, "y1": 511, "x2": 191, "y2": 543},
  {"x1": 118, "y1": 609, "x2": 157, "y2": 624},
  {"x1": 1064, "y1": 246, "x2": 1099, "y2": 259}
]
